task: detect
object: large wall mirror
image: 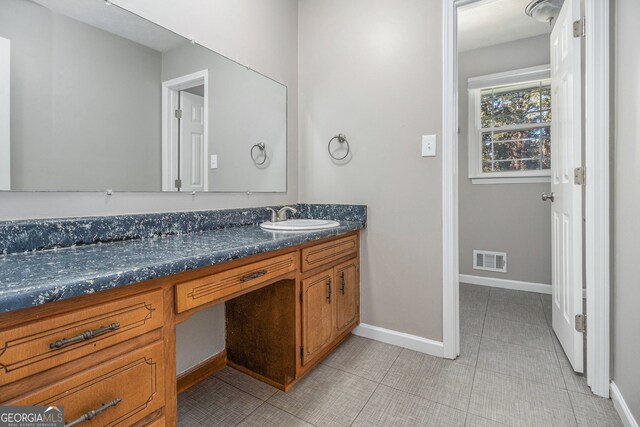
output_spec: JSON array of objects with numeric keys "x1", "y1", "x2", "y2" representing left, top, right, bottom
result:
[{"x1": 0, "y1": 0, "x2": 287, "y2": 192}]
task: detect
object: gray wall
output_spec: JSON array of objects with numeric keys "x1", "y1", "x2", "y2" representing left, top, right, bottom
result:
[
  {"x1": 162, "y1": 43, "x2": 287, "y2": 193},
  {"x1": 298, "y1": 0, "x2": 443, "y2": 340},
  {"x1": 613, "y1": 0, "x2": 640, "y2": 419},
  {"x1": 458, "y1": 35, "x2": 552, "y2": 285},
  {"x1": 0, "y1": 0, "x2": 163, "y2": 191}
]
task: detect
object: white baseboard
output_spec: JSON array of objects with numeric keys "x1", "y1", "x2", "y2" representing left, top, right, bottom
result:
[
  {"x1": 460, "y1": 274, "x2": 552, "y2": 295},
  {"x1": 353, "y1": 323, "x2": 444, "y2": 358},
  {"x1": 611, "y1": 382, "x2": 639, "y2": 427}
]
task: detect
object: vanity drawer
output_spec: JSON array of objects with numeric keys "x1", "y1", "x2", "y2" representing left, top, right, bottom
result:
[
  {"x1": 0, "y1": 290, "x2": 164, "y2": 386},
  {"x1": 301, "y1": 234, "x2": 358, "y2": 272},
  {"x1": 7, "y1": 341, "x2": 165, "y2": 427},
  {"x1": 175, "y1": 252, "x2": 297, "y2": 313}
]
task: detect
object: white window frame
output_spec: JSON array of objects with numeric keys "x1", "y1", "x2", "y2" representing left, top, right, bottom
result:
[{"x1": 467, "y1": 64, "x2": 552, "y2": 184}]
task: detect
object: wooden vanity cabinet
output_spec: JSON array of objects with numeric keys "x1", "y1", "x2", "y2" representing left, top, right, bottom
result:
[
  {"x1": 0, "y1": 286, "x2": 173, "y2": 427},
  {"x1": 301, "y1": 257, "x2": 360, "y2": 367},
  {"x1": 334, "y1": 258, "x2": 359, "y2": 334},
  {"x1": 301, "y1": 269, "x2": 335, "y2": 366},
  {"x1": 0, "y1": 230, "x2": 360, "y2": 426},
  {"x1": 6, "y1": 342, "x2": 165, "y2": 427}
]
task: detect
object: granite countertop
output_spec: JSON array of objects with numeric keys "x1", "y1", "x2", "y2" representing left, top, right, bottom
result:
[{"x1": 0, "y1": 222, "x2": 363, "y2": 314}]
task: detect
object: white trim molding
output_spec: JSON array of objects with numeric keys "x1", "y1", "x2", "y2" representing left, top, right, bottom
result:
[
  {"x1": 353, "y1": 324, "x2": 444, "y2": 358},
  {"x1": 460, "y1": 274, "x2": 551, "y2": 295},
  {"x1": 584, "y1": 0, "x2": 610, "y2": 398},
  {"x1": 467, "y1": 64, "x2": 551, "y2": 90},
  {"x1": 611, "y1": 382, "x2": 639, "y2": 427},
  {"x1": 161, "y1": 69, "x2": 209, "y2": 193},
  {"x1": 441, "y1": 0, "x2": 459, "y2": 361}
]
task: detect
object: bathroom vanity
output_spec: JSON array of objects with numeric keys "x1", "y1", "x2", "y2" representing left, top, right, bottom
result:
[
  {"x1": 0, "y1": 205, "x2": 365, "y2": 427},
  {"x1": 0, "y1": 0, "x2": 365, "y2": 425}
]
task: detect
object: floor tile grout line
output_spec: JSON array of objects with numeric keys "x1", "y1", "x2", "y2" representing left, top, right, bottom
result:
[
  {"x1": 262, "y1": 401, "x2": 321, "y2": 427},
  {"x1": 473, "y1": 351, "x2": 570, "y2": 392},
  {"x1": 480, "y1": 333, "x2": 558, "y2": 354},
  {"x1": 462, "y1": 285, "x2": 488, "y2": 424},
  {"x1": 550, "y1": 333, "x2": 581, "y2": 426},
  {"x1": 377, "y1": 346, "x2": 403, "y2": 385},
  {"x1": 481, "y1": 311, "x2": 549, "y2": 328},
  {"x1": 482, "y1": 335, "x2": 558, "y2": 353},
  {"x1": 214, "y1": 373, "x2": 278, "y2": 402},
  {"x1": 470, "y1": 287, "x2": 580, "y2": 426},
  {"x1": 483, "y1": 313, "x2": 556, "y2": 332},
  {"x1": 233, "y1": 400, "x2": 267, "y2": 427},
  {"x1": 318, "y1": 361, "x2": 391, "y2": 384},
  {"x1": 377, "y1": 346, "x2": 474, "y2": 415},
  {"x1": 348, "y1": 382, "x2": 381, "y2": 427},
  {"x1": 475, "y1": 288, "x2": 572, "y2": 393},
  {"x1": 377, "y1": 381, "x2": 473, "y2": 415}
]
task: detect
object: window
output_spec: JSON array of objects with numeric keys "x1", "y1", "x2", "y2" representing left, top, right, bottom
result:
[{"x1": 468, "y1": 65, "x2": 552, "y2": 183}]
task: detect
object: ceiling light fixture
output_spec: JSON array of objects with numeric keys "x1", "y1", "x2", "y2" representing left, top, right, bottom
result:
[{"x1": 525, "y1": 0, "x2": 564, "y2": 25}]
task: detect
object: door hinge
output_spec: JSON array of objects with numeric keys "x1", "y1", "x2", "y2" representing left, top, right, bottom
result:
[
  {"x1": 575, "y1": 314, "x2": 586, "y2": 333},
  {"x1": 174, "y1": 179, "x2": 182, "y2": 189},
  {"x1": 300, "y1": 346, "x2": 304, "y2": 358},
  {"x1": 573, "y1": 17, "x2": 585, "y2": 38},
  {"x1": 175, "y1": 109, "x2": 183, "y2": 119},
  {"x1": 574, "y1": 167, "x2": 585, "y2": 185}
]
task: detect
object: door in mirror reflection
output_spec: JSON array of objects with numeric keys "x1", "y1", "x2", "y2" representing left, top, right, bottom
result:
[{"x1": 179, "y1": 90, "x2": 205, "y2": 193}]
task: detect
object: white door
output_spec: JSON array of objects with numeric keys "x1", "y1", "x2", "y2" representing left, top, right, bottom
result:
[
  {"x1": 0, "y1": 37, "x2": 10, "y2": 190},
  {"x1": 550, "y1": 0, "x2": 583, "y2": 372},
  {"x1": 179, "y1": 91, "x2": 205, "y2": 192}
]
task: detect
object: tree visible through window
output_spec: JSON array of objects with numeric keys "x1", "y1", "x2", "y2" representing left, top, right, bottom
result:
[{"x1": 479, "y1": 82, "x2": 551, "y2": 173}]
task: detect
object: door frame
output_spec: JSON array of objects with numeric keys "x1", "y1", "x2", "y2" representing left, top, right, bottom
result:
[
  {"x1": 161, "y1": 69, "x2": 209, "y2": 192},
  {"x1": 441, "y1": 0, "x2": 611, "y2": 397}
]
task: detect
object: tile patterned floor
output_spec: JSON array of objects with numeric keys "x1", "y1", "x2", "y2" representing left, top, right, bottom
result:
[{"x1": 178, "y1": 284, "x2": 623, "y2": 426}]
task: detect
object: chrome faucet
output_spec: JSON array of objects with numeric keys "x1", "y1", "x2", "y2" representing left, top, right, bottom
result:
[{"x1": 266, "y1": 206, "x2": 298, "y2": 222}]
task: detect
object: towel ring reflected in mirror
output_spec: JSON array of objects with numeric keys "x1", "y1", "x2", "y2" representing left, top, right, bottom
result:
[
  {"x1": 328, "y1": 134, "x2": 350, "y2": 161},
  {"x1": 250, "y1": 142, "x2": 268, "y2": 165}
]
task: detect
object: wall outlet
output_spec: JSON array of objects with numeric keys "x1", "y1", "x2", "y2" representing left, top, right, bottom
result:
[
  {"x1": 210, "y1": 154, "x2": 218, "y2": 169},
  {"x1": 422, "y1": 135, "x2": 436, "y2": 157}
]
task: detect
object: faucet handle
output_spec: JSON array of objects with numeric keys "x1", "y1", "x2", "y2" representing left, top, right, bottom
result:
[
  {"x1": 276, "y1": 206, "x2": 298, "y2": 221},
  {"x1": 266, "y1": 208, "x2": 278, "y2": 223}
]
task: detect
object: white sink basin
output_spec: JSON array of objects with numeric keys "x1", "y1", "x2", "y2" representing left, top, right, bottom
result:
[{"x1": 260, "y1": 219, "x2": 340, "y2": 231}]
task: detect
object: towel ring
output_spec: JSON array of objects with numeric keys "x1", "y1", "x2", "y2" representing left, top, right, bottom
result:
[
  {"x1": 250, "y1": 142, "x2": 267, "y2": 165},
  {"x1": 328, "y1": 134, "x2": 350, "y2": 161}
]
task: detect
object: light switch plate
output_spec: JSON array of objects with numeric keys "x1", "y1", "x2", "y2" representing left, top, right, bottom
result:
[
  {"x1": 422, "y1": 135, "x2": 436, "y2": 157},
  {"x1": 210, "y1": 154, "x2": 218, "y2": 169}
]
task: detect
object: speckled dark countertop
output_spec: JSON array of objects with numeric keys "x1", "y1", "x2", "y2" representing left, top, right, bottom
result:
[{"x1": 0, "y1": 204, "x2": 365, "y2": 314}]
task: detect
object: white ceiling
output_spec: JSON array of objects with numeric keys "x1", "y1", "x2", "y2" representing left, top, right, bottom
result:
[
  {"x1": 458, "y1": 0, "x2": 552, "y2": 52},
  {"x1": 31, "y1": 0, "x2": 186, "y2": 52}
]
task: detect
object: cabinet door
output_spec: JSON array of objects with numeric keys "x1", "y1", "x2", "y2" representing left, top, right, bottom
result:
[
  {"x1": 301, "y1": 269, "x2": 334, "y2": 366},
  {"x1": 334, "y1": 260, "x2": 359, "y2": 333}
]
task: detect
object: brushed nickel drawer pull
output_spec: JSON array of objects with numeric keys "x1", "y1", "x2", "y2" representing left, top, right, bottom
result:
[
  {"x1": 65, "y1": 398, "x2": 122, "y2": 427},
  {"x1": 326, "y1": 278, "x2": 332, "y2": 303},
  {"x1": 239, "y1": 270, "x2": 268, "y2": 282},
  {"x1": 340, "y1": 272, "x2": 346, "y2": 295},
  {"x1": 50, "y1": 323, "x2": 120, "y2": 350}
]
